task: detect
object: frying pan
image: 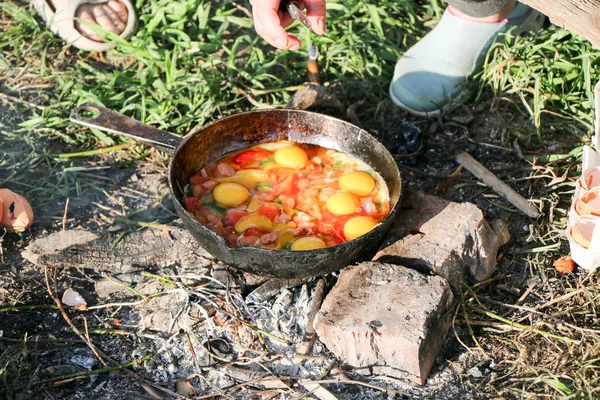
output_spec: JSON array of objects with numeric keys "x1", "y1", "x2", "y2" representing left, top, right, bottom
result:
[{"x1": 70, "y1": 103, "x2": 402, "y2": 278}]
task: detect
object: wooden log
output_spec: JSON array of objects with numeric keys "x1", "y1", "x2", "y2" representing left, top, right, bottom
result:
[{"x1": 520, "y1": 0, "x2": 600, "y2": 49}]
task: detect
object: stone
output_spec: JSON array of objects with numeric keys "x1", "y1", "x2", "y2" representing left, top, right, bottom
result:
[
  {"x1": 374, "y1": 190, "x2": 502, "y2": 286},
  {"x1": 139, "y1": 290, "x2": 188, "y2": 334},
  {"x1": 314, "y1": 262, "x2": 454, "y2": 384}
]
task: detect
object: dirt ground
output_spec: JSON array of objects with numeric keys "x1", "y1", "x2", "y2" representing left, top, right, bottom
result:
[{"x1": 0, "y1": 82, "x2": 584, "y2": 399}]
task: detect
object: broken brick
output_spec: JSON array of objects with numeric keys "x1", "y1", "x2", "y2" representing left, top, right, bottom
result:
[
  {"x1": 314, "y1": 262, "x2": 454, "y2": 384},
  {"x1": 375, "y1": 190, "x2": 502, "y2": 287}
]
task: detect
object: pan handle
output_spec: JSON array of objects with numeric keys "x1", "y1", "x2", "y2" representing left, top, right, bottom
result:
[{"x1": 70, "y1": 103, "x2": 183, "y2": 155}]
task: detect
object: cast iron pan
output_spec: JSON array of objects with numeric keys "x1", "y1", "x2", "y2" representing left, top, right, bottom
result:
[{"x1": 70, "y1": 103, "x2": 402, "y2": 278}]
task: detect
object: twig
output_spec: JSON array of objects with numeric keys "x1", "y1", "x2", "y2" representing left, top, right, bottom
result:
[
  {"x1": 537, "y1": 288, "x2": 585, "y2": 310},
  {"x1": 0, "y1": 304, "x2": 58, "y2": 312},
  {"x1": 114, "y1": 218, "x2": 174, "y2": 232},
  {"x1": 0, "y1": 91, "x2": 46, "y2": 111},
  {"x1": 298, "y1": 279, "x2": 326, "y2": 355},
  {"x1": 460, "y1": 283, "x2": 486, "y2": 355},
  {"x1": 479, "y1": 296, "x2": 600, "y2": 335},
  {"x1": 463, "y1": 284, "x2": 578, "y2": 343},
  {"x1": 44, "y1": 267, "x2": 106, "y2": 358},
  {"x1": 302, "y1": 367, "x2": 410, "y2": 396},
  {"x1": 451, "y1": 301, "x2": 473, "y2": 351},
  {"x1": 236, "y1": 87, "x2": 277, "y2": 109},
  {"x1": 57, "y1": 142, "x2": 134, "y2": 158},
  {"x1": 100, "y1": 274, "x2": 147, "y2": 298},
  {"x1": 62, "y1": 198, "x2": 70, "y2": 232},
  {"x1": 435, "y1": 165, "x2": 463, "y2": 195},
  {"x1": 455, "y1": 319, "x2": 513, "y2": 330},
  {"x1": 89, "y1": 329, "x2": 135, "y2": 336},
  {"x1": 456, "y1": 151, "x2": 540, "y2": 218},
  {"x1": 36, "y1": 354, "x2": 155, "y2": 385},
  {"x1": 478, "y1": 309, "x2": 578, "y2": 343},
  {"x1": 221, "y1": 366, "x2": 288, "y2": 390},
  {"x1": 43, "y1": 267, "x2": 182, "y2": 397},
  {"x1": 250, "y1": 85, "x2": 305, "y2": 96},
  {"x1": 240, "y1": 321, "x2": 290, "y2": 345},
  {"x1": 0, "y1": 336, "x2": 83, "y2": 344},
  {"x1": 84, "y1": 317, "x2": 109, "y2": 367}
]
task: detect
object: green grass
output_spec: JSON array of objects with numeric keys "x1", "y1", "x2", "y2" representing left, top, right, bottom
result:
[{"x1": 2, "y1": 0, "x2": 600, "y2": 398}]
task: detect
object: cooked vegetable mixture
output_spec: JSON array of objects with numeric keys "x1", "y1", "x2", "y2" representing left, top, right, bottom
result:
[{"x1": 183, "y1": 141, "x2": 390, "y2": 250}]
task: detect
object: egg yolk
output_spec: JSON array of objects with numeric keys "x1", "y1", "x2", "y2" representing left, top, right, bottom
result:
[
  {"x1": 325, "y1": 192, "x2": 360, "y2": 215},
  {"x1": 343, "y1": 216, "x2": 378, "y2": 240},
  {"x1": 339, "y1": 171, "x2": 375, "y2": 197},
  {"x1": 235, "y1": 213, "x2": 273, "y2": 233},
  {"x1": 274, "y1": 145, "x2": 308, "y2": 169},
  {"x1": 291, "y1": 236, "x2": 327, "y2": 250},
  {"x1": 213, "y1": 182, "x2": 249, "y2": 206}
]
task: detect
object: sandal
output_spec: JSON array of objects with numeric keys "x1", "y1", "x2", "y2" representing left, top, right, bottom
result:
[{"x1": 32, "y1": 0, "x2": 138, "y2": 52}]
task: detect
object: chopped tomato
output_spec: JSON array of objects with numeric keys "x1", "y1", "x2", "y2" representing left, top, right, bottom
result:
[
  {"x1": 232, "y1": 150, "x2": 273, "y2": 167},
  {"x1": 271, "y1": 173, "x2": 299, "y2": 198},
  {"x1": 244, "y1": 227, "x2": 266, "y2": 237},
  {"x1": 316, "y1": 221, "x2": 335, "y2": 235},
  {"x1": 184, "y1": 197, "x2": 201, "y2": 212},
  {"x1": 189, "y1": 174, "x2": 204, "y2": 185},
  {"x1": 224, "y1": 209, "x2": 250, "y2": 226},
  {"x1": 333, "y1": 216, "x2": 352, "y2": 242},
  {"x1": 320, "y1": 208, "x2": 335, "y2": 222},
  {"x1": 257, "y1": 203, "x2": 280, "y2": 220}
]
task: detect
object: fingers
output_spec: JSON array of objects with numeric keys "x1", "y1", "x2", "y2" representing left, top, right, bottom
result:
[
  {"x1": 252, "y1": 0, "x2": 300, "y2": 50},
  {"x1": 304, "y1": 0, "x2": 327, "y2": 35}
]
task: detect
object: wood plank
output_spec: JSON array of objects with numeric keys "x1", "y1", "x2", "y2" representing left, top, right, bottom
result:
[{"x1": 519, "y1": 0, "x2": 600, "y2": 48}]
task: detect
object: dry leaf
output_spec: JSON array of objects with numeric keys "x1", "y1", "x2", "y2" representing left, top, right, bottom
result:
[
  {"x1": 176, "y1": 380, "x2": 198, "y2": 397},
  {"x1": 554, "y1": 255, "x2": 575, "y2": 274}
]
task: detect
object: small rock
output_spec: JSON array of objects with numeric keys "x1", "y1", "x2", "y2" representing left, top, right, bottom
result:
[
  {"x1": 491, "y1": 219, "x2": 511, "y2": 246},
  {"x1": 71, "y1": 355, "x2": 96, "y2": 370},
  {"x1": 467, "y1": 366, "x2": 483, "y2": 378},
  {"x1": 314, "y1": 262, "x2": 454, "y2": 384},
  {"x1": 375, "y1": 190, "x2": 502, "y2": 286}
]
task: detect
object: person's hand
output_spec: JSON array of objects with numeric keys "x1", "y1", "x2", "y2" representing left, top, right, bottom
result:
[{"x1": 251, "y1": 0, "x2": 327, "y2": 50}]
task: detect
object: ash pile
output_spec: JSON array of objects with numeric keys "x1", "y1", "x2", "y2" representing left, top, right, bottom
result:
[{"x1": 20, "y1": 190, "x2": 509, "y2": 399}]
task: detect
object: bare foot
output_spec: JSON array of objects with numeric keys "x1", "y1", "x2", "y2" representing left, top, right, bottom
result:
[{"x1": 48, "y1": 0, "x2": 128, "y2": 42}]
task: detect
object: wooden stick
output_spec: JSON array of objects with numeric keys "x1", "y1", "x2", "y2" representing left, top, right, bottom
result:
[
  {"x1": 456, "y1": 152, "x2": 540, "y2": 218},
  {"x1": 297, "y1": 279, "x2": 326, "y2": 355}
]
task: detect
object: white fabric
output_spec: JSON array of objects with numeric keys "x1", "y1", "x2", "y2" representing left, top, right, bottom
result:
[{"x1": 32, "y1": 0, "x2": 137, "y2": 51}]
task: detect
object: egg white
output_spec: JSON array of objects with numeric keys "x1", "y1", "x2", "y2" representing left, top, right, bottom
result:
[{"x1": 328, "y1": 151, "x2": 390, "y2": 205}]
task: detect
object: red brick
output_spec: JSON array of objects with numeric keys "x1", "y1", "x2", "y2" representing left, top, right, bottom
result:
[
  {"x1": 314, "y1": 262, "x2": 453, "y2": 384},
  {"x1": 375, "y1": 190, "x2": 502, "y2": 286}
]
